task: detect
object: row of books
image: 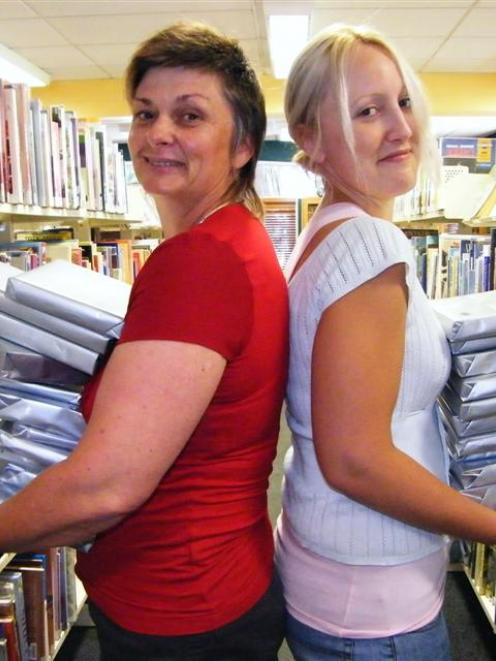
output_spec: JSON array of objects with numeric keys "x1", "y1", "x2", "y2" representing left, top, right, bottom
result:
[
  {"x1": 407, "y1": 230, "x2": 496, "y2": 299},
  {"x1": 0, "y1": 81, "x2": 127, "y2": 213},
  {"x1": 0, "y1": 228, "x2": 159, "y2": 284},
  {"x1": 0, "y1": 549, "x2": 81, "y2": 661}
]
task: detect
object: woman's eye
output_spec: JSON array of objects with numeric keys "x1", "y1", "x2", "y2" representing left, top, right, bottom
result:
[
  {"x1": 359, "y1": 106, "x2": 377, "y2": 118},
  {"x1": 181, "y1": 112, "x2": 202, "y2": 123},
  {"x1": 399, "y1": 96, "x2": 412, "y2": 109},
  {"x1": 133, "y1": 110, "x2": 154, "y2": 122}
]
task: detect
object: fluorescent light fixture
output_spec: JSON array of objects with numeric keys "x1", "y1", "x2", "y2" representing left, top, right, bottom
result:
[
  {"x1": 268, "y1": 14, "x2": 309, "y2": 79},
  {"x1": 0, "y1": 42, "x2": 50, "y2": 87}
]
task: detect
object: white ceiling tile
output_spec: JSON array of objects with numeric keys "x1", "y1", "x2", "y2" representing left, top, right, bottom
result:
[
  {"x1": 311, "y1": 8, "x2": 377, "y2": 33},
  {"x1": 432, "y1": 38, "x2": 496, "y2": 60},
  {"x1": 44, "y1": 64, "x2": 111, "y2": 79},
  {"x1": 81, "y1": 37, "x2": 263, "y2": 78},
  {"x1": 423, "y1": 60, "x2": 496, "y2": 73},
  {"x1": 453, "y1": 8, "x2": 496, "y2": 36},
  {"x1": 47, "y1": 14, "x2": 173, "y2": 45},
  {"x1": 237, "y1": 38, "x2": 262, "y2": 67},
  {"x1": 0, "y1": 18, "x2": 68, "y2": 47},
  {"x1": 266, "y1": 0, "x2": 474, "y2": 11},
  {"x1": 366, "y1": 8, "x2": 468, "y2": 37},
  {"x1": 103, "y1": 63, "x2": 130, "y2": 78},
  {"x1": 78, "y1": 44, "x2": 139, "y2": 68},
  {"x1": 16, "y1": 46, "x2": 95, "y2": 67},
  {"x1": 310, "y1": 1, "x2": 474, "y2": 7},
  {"x1": 0, "y1": 1, "x2": 37, "y2": 19},
  {"x1": 162, "y1": 10, "x2": 259, "y2": 39},
  {"x1": 47, "y1": 10, "x2": 258, "y2": 45},
  {"x1": 27, "y1": 1, "x2": 252, "y2": 17},
  {"x1": 388, "y1": 36, "x2": 444, "y2": 66}
]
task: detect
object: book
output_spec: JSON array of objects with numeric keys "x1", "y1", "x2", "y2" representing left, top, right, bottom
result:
[
  {"x1": 5, "y1": 259, "x2": 130, "y2": 336},
  {"x1": 16, "y1": 85, "x2": 32, "y2": 206},
  {"x1": 39, "y1": 110, "x2": 54, "y2": 208},
  {"x1": 0, "y1": 596, "x2": 20, "y2": 661},
  {"x1": 3, "y1": 84, "x2": 23, "y2": 204},
  {"x1": 0, "y1": 310, "x2": 101, "y2": 374},
  {"x1": 0, "y1": 571, "x2": 29, "y2": 661},
  {"x1": 30, "y1": 99, "x2": 45, "y2": 208},
  {"x1": 430, "y1": 291, "x2": 496, "y2": 342},
  {"x1": 6, "y1": 560, "x2": 49, "y2": 661}
]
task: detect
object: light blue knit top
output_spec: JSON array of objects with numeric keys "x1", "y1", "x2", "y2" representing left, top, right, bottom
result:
[{"x1": 283, "y1": 203, "x2": 451, "y2": 565}]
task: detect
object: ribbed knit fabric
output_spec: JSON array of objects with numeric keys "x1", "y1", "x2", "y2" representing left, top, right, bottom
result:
[{"x1": 283, "y1": 205, "x2": 451, "y2": 565}]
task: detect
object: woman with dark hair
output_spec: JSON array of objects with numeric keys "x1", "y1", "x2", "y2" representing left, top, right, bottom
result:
[{"x1": 0, "y1": 23, "x2": 288, "y2": 661}]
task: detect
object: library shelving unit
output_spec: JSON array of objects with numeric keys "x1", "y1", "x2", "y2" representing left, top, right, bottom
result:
[
  {"x1": 0, "y1": 550, "x2": 85, "y2": 659},
  {"x1": 463, "y1": 564, "x2": 496, "y2": 633},
  {"x1": 0, "y1": 204, "x2": 147, "y2": 243},
  {"x1": 51, "y1": 574, "x2": 87, "y2": 659}
]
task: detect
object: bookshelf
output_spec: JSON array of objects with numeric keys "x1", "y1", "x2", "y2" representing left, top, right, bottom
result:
[
  {"x1": 52, "y1": 577, "x2": 87, "y2": 659},
  {"x1": 0, "y1": 549, "x2": 86, "y2": 660},
  {"x1": 463, "y1": 561, "x2": 496, "y2": 634}
]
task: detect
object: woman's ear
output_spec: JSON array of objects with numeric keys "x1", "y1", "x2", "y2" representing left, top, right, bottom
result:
[
  {"x1": 293, "y1": 124, "x2": 325, "y2": 165},
  {"x1": 232, "y1": 137, "x2": 254, "y2": 170}
]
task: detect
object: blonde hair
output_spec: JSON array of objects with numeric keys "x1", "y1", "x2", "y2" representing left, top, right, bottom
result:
[{"x1": 284, "y1": 23, "x2": 439, "y2": 195}]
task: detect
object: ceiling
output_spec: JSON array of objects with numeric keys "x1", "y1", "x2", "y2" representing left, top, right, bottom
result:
[
  {"x1": 0, "y1": 0, "x2": 495, "y2": 135},
  {"x1": 0, "y1": 0, "x2": 493, "y2": 80}
]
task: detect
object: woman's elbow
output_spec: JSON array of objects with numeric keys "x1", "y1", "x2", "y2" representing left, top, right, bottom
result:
[{"x1": 316, "y1": 446, "x2": 373, "y2": 496}]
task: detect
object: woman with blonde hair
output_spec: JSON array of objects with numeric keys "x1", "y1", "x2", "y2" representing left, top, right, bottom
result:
[{"x1": 276, "y1": 23, "x2": 496, "y2": 660}]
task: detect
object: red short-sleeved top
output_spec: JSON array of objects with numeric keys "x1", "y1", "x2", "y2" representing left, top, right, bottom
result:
[{"x1": 76, "y1": 204, "x2": 289, "y2": 635}]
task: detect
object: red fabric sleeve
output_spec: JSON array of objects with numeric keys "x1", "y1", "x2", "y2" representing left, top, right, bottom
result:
[{"x1": 119, "y1": 232, "x2": 254, "y2": 360}]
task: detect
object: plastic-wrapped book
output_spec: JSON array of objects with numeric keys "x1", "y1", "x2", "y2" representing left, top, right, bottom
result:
[
  {"x1": 431, "y1": 291, "x2": 496, "y2": 341},
  {"x1": 0, "y1": 338, "x2": 86, "y2": 385},
  {"x1": 449, "y1": 372, "x2": 496, "y2": 402},
  {"x1": 0, "y1": 312, "x2": 100, "y2": 374},
  {"x1": 452, "y1": 349, "x2": 496, "y2": 377},
  {"x1": 5, "y1": 259, "x2": 130, "y2": 336},
  {"x1": 0, "y1": 293, "x2": 112, "y2": 354}
]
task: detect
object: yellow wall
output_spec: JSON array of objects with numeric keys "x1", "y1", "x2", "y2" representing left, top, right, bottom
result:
[
  {"x1": 35, "y1": 79, "x2": 128, "y2": 120},
  {"x1": 33, "y1": 72, "x2": 496, "y2": 120},
  {"x1": 420, "y1": 74, "x2": 496, "y2": 116}
]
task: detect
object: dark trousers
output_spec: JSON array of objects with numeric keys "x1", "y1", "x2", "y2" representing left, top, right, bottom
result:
[{"x1": 88, "y1": 572, "x2": 286, "y2": 661}]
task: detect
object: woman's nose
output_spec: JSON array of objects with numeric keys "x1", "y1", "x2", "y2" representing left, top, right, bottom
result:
[
  {"x1": 146, "y1": 116, "x2": 175, "y2": 146},
  {"x1": 387, "y1": 108, "x2": 413, "y2": 141}
]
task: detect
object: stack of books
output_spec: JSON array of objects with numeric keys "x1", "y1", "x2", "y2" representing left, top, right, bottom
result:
[
  {"x1": 432, "y1": 292, "x2": 496, "y2": 506},
  {"x1": 0, "y1": 259, "x2": 131, "y2": 502}
]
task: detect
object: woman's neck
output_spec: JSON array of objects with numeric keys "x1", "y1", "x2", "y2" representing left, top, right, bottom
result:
[
  {"x1": 322, "y1": 189, "x2": 395, "y2": 220},
  {"x1": 154, "y1": 194, "x2": 231, "y2": 239}
]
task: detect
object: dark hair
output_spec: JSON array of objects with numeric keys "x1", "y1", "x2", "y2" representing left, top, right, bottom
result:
[{"x1": 126, "y1": 22, "x2": 266, "y2": 218}]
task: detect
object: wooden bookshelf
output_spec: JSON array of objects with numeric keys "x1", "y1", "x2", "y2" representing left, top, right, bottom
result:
[{"x1": 463, "y1": 565, "x2": 496, "y2": 633}]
